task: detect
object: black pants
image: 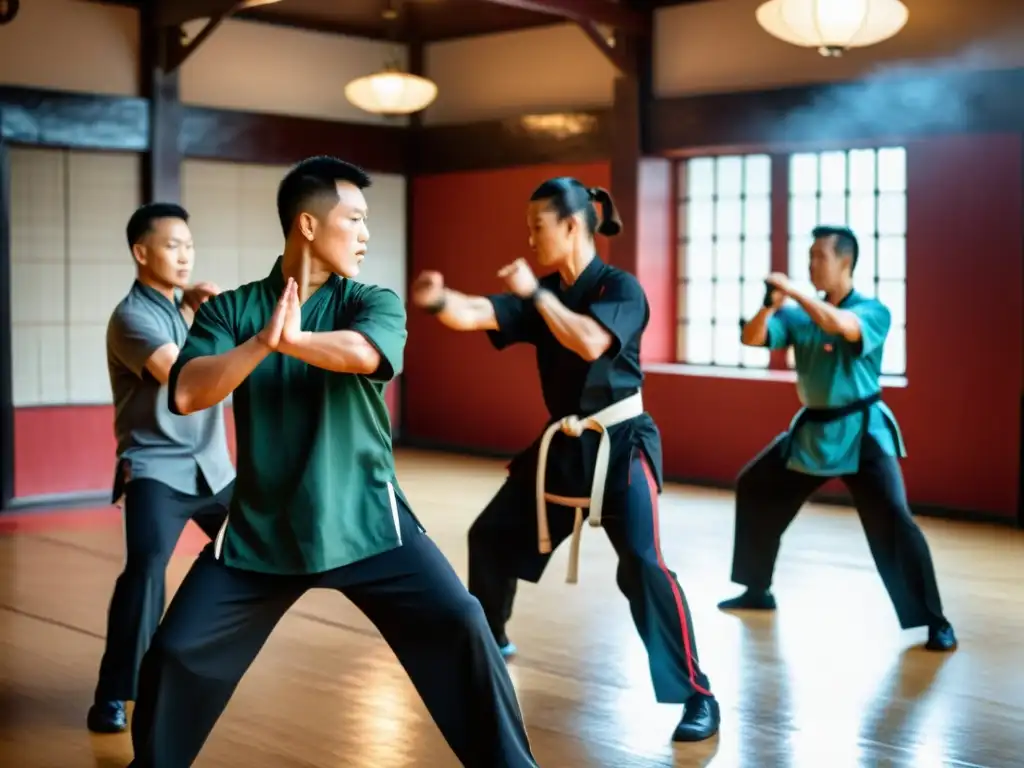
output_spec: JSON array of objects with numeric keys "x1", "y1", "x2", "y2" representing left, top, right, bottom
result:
[
  {"x1": 94, "y1": 477, "x2": 231, "y2": 703},
  {"x1": 129, "y1": 503, "x2": 537, "y2": 768},
  {"x1": 730, "y1": 435, "x2": 947, "y2": 630},
  {"x1": 468, "y1": 453, "x2": 713, "y2": 704}
]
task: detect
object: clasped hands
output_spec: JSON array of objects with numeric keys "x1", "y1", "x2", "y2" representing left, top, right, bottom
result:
[
  {"x1": 763, "y1": 272, "x2": 795, "y2": 310},
  {"x1": 410, "y1": 258, "x2": 541, "y2": 310},
  {"x1": 256, "y1": 278, "x2": 308, "y2": 352}
]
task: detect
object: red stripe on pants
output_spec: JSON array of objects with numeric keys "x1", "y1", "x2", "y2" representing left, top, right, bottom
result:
[{"x1": 640, "y1": 456, "x2": 711, "y2": 698}]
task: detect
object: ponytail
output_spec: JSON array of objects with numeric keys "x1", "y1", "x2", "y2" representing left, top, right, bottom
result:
[
  {"x1": 529, "y1": 176, "x2": 623, "y2": 238},
  {"x1": 588, "y1": 187, "x2": 622, "y2": 237}
]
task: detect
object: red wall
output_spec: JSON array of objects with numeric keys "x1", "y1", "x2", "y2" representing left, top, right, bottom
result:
[
  {"x1": 406, "y1": 138, "x2": 1023, "y2": 520},
  {"x1": 12, "y1": 381, "x2": 400, "y2": 499}
]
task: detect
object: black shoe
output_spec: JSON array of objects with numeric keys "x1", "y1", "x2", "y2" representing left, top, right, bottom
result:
[
  {"x1": 717, "y1": 589, "x2": 777, "y2": 611},
  {"x1": 925, "y1": 622, "x2": 957, "y2": 652},
  {"x1": 672, "y1": 694, "x2": 720, "y2": 742},
  {"x1": 87, "y1": 700, "x2": 127, "y2": 733}
]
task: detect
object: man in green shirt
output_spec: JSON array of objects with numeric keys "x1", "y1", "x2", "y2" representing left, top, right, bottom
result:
[
  {"x1": 128, "y1": 157, "x2": 538, "y2": 768},
  {"x1": 718, "y1": 225, "x2": 957, "y2": 653}
]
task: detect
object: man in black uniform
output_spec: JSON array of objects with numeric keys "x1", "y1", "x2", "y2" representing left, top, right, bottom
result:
[{"x1": 411, "y1": 177, "x2": 720, "y2": 744}]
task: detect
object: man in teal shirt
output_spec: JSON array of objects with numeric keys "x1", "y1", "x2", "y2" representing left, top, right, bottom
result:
[
  {"x1": 127, "y1": 157, "x2": 538, "y2": 768},
  {"x1": 718, "y1": 225, "x2": 956, "y2": 653}
]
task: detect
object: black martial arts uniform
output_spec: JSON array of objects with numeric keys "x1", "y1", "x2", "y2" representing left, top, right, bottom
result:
[{"x1": 468, "y1": 256, "x2": 719, "y2": 741}]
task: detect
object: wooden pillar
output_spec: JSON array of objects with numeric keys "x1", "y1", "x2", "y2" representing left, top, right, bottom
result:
[
  {"x1": 607, "y1": 17, "x2": 674, "y2": 363},
  {"x1": 140, "y1": 3, "x2": 183, "y2": 204},
  {"x1": 400, "y1": 27, "x2": 425, "y2": 441},
  {"x1": 0, "y1": 133, "x2": 14, "y2": 511}
]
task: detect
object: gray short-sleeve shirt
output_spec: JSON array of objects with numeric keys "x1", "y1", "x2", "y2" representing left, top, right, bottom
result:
[{"x1": 107, "y1": 280, "x2": 235, "y2": 499}]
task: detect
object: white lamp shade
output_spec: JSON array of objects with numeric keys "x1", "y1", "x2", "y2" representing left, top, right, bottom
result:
[
  {"x1": 756, "y1": 0, "x2": 909, "y2": 51},
  {"x1": 344, "y1": 71, "x2": 438, "y2": 116}
]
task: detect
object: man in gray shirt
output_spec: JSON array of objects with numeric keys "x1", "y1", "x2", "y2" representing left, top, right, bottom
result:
[{"x1": 88, "y1": 203, "x2": 236, "y2": 734}]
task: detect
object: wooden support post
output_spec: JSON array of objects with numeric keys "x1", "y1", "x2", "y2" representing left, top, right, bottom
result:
[
  {"x1": 140, "y1": 4, "x2": 183, "y2": 204},
  {"x1": 0, "y1": 135, "x2": 14, "y2": 511},
  {"x1": 604, "y1": 12, "x2": 674, "y2": 362}
]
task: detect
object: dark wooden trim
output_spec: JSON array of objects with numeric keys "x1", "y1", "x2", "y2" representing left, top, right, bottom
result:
[
  {"x1": 650, "y1": 67, "x2": 1024, "y2": 154},
  {"x1": 0, "y1": 133, "x2": 14, "y2": 513},
  {"x1": 415, "y1": 110, "x2": 611, "y2": 175},
  {"x1": 0, "y1": 85, "x2": 408, "y2": 173},
  {"x1": 141, "y1": 5, "x2": 184, "y2": 203},
  {"x1": 402, "y1": 31, "x2": 425, "y2": 432},
  {"x1": 1020, "y1": 153, "x2": 1024, "y2": 529},
  {"x1": 0, "y1": 86, "x2": 148, "y2": 151},
  {"x1": 476, "y1": 0, "x2": 646, "y2": 32},
  {"x1": 180, "y1": 106, "x2": 408, "y2": 172}
]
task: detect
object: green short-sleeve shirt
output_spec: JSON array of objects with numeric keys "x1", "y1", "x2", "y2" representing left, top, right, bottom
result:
[
  {"x1": 764, "y1": 290, "x2": 906, "y2": 477},
  {"x1": 168, "y1": 257, "x2": 410, "y2": 575}
]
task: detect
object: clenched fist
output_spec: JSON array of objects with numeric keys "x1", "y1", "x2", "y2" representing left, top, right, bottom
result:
[
  {"x1": 497, "y1": 259, "x2": 539, "y2": 299},
  {"x1": 411, "y1": 270, "x2": 446, "y2": 310}
]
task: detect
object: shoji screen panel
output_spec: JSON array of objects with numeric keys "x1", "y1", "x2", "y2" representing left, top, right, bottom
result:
[{"x1": 9, "y1": 147, "x2": 141, "y2": 406}]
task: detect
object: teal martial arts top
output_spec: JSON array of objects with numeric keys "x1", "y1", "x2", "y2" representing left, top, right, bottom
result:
[{"x1": 764, "y1": 290, "x2": 906, "y2": 477}]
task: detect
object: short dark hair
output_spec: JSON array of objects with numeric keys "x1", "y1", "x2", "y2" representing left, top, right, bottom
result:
[
  {"x1": 812, "y1": 224, "x2": 859, "y2": 270},
  {"x1": 126, "y1": 202, "x2": 189, "y2": 249},
  {"x1": 529, "y1": 177, "x2": 622, "y2": 238},
  {"x1": 276, "y1": 156, "x2": 372, "y2": 237}
]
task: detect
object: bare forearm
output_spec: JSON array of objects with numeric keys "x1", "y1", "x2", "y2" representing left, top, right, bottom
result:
[
  {"x1": 789, "y1": 290, "x2": 859, "y2": 341},
  {"x1": 278, "y1": 331, "x2": 380, "y2": 375},
  {"x1": 174, "y1": 337, "x2": 270, "y2": 414},
  {"x1": 534, "y1": 289, "x2": 611, "y2": 361},
  {"x1": 741, "y1": 308, "x2": 774, "y2": 347},
  {"x1": 434, "y1": 289, "x2": 498, "y2": 332}
]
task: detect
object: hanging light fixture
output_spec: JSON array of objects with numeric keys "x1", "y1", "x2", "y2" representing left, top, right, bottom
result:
[
  {"x1": 344, "y1": 65, "x2": 438, "y2": 116},
  {"x1": 755, "y1": 0, "x2": 909, "y2": 57},
  {"x1": 344, "y1": 0, "x2": 438, "y2": 116}
]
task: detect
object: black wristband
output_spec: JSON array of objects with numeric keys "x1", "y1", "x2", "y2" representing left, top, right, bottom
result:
[
  {"x1": 762, "y1": 281, "x2": 775, "y2": 309},
  {"x1": 425, "y1": 290, "x2": 447, "y2": 315}
]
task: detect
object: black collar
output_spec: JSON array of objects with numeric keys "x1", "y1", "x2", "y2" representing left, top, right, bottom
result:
[
  {"x1": 836, "y1": 288, "x2": 857, "y2": 308},
  {"x1": 556, "y1": 255, "x2": 606, "y2": 305}
]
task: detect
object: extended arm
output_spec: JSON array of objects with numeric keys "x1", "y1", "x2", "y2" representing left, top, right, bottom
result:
[
  {"x1": 533, "y1": 288, "x2": 613, "y2": 361},
  {"x1": 433, "y1": 288, "x2": 499, "y2": 332}
]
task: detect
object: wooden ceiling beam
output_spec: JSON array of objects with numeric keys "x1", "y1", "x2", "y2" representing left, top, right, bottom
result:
[{"x1": 475, "y1": 0, "x2": 646, "y2": 33}]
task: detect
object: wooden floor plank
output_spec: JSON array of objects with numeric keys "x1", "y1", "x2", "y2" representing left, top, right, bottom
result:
[{"x1": 1, "y1": 449, "x2": 1021, "y2": 767}]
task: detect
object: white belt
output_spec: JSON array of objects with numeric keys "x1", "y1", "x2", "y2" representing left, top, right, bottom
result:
[{"x1": 535, "y1": 391, "x2": 644, "y2": 584}]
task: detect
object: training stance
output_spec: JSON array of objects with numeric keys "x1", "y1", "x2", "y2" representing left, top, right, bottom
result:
[
  {"x1": 719, "y1": 225, "x2": 957, "y2": 652},
  {"x1": 128, "y1": 157, "x2": 538, "y2": 768},
  {"x1": 89, "y1": 203, "x2": 233, "y2": 734},
  {"x1": 411, "y1": 177, "x2": 720, "y2": 743}
]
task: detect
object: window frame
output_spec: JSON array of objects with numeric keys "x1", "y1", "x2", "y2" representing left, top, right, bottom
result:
[
  {"x1": 675, "y1": 153, "x2": 774, "y2": 370},
  {"x1": 672, "y1": 142, "x2": 908, "y2": 380}
]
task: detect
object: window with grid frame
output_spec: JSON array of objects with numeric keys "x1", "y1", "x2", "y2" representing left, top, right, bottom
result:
[
  {"x1": 787, "y1": 147, "x2": 907, "y2": 376},
  {"x1": 676, "y1": 154, "x2": 772, "y2": 368}
]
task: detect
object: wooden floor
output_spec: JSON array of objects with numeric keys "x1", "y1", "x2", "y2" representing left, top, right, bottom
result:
[{"x1": 2, "y1": 449, "x2": 1023, "y2": 768}]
